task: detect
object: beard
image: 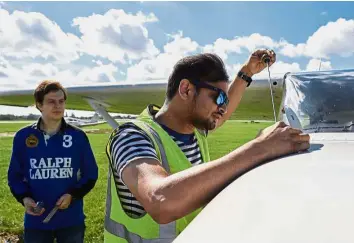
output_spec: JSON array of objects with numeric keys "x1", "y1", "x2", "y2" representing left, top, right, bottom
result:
[
  {"x1": 190, "y1": 104, "x2": 218, "y2": 131},
  {"x1": 191, "y1": 116, "x2": 216, "y2": 131},
  {"x1": 188, "y1": 93, "x2": 218, "y2": 131}
]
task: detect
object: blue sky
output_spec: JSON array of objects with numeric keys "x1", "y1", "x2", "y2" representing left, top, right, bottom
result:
[{"x1": 1, "y1": 1, "x2": 354, "y2": 115}]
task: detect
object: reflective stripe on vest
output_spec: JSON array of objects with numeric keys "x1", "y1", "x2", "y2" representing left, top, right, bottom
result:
[{"x1": 104, "y1": 122, "x2": 176, "y2": 242}]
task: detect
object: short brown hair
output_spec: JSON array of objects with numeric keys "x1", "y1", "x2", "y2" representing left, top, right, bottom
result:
[{"x1": 34, "y1": 80, "x2": 67, "y2": 109}]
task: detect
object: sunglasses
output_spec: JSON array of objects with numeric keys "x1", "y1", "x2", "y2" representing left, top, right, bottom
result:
[{"x1": 189, "y1": 80, "x2": 229, "y2": 107}]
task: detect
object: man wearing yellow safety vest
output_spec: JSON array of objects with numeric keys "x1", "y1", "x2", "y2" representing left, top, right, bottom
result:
[{"x1": 105, "y1": 49, "x2": 310, "y2": 242}]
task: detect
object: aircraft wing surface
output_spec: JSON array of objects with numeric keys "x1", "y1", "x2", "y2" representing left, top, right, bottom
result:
[
  {"x1": 0, "y1": 76, "x2": 284, "y2": 118},
  {"x1": 0, "y1": 81, "x2": 167, "y2": 114},
  {"x1": 174, "y1": 133, "x2": 354, "y2": 243}
]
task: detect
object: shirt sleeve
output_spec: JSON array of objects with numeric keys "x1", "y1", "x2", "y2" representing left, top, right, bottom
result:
[
  {"x1": 108, "y1": 123, "x2": 159, "y2": 185},
  {"x1": 7, "y1": 132, "x2": 32, "y2": 205},
  {"x1": 68, "y1": 132, "x2": 98, "y2": 200}
]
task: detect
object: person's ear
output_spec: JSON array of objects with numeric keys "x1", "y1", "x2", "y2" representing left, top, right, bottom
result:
[{"x1": 178, "y1": 79, "x2": 192, "y2": 101}]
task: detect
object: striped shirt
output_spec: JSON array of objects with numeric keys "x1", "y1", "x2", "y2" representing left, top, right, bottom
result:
[{"x1": 108, "y1": 122, "x2": 203, "y2": 218}]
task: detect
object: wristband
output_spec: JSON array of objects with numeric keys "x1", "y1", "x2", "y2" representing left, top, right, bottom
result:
[{"x1": 237, "y1": 71, "x2": 253, "y2": 87}]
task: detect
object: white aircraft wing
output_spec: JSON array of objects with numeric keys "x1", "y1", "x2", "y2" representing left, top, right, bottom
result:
[
  {"x1": 0, "y1": 77, "x2": 282, "y2": 128},
  {"x1": 0, "y1": 81, "x2": 167, "y2": 114},
  {"x1": 0, "y1": 81, "x2": 168, "y2": 128},
  {"x1": 173, "y1": 133, "x2": 354, "y2": 243}
]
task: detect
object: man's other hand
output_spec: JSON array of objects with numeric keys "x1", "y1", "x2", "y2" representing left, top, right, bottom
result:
[
  {"x1": 256, "y1": 121, "x2": 310, "y2": 160},
  {"x1": 23, "y1": 197, "x2": 45, "y2": 216},
  {"x1": 56, "y1": 194, "x2": 72, "y2": 209}
]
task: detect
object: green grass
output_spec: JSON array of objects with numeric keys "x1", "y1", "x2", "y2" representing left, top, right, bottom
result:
[
  {"x1": 233, "y1": 87, "x2": 282, "y2": 120},
  {"x1": 0, "y1": 121, "x2": 269, "y2": 242},
  {"x1": 0, "y1": 123, "x2": 33, "y2": 133}
]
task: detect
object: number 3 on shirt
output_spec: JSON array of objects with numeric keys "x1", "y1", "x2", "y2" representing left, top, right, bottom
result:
[{"x1": 63, "y1": 135, "x2": 73, "y2": 148}]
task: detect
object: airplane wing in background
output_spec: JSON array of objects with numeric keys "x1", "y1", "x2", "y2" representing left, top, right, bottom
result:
[
  {"x1": 0, "y1": 81, "x2": 168, "y2": 128},
  {"x1": 0, "y1": 77, "x2": 284, "y2": 128},
  {"x1": 0, "y1": 81, "x2": 167, "y2": 114}
]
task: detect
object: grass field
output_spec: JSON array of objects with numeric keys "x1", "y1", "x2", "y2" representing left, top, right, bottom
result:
[{"x1": 0, "y1": 120, "x2": 270, "y2": 242}]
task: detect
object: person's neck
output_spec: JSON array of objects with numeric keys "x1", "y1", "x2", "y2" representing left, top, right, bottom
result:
[
  {"x1": 154, "y1": 101, "x2": 195, "y2": 135},
  {"x1": 40, "y1": 117, "x2": 62, "y2": 135}
]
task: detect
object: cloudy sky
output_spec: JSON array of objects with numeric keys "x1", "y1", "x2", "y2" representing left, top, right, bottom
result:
[{"x1": 1, "y1": 1, "x2": 354, "y2": 115}]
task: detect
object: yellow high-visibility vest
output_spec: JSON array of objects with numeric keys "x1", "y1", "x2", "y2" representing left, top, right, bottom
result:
[{"x1": 104, "y1": 105, "x2": 210, "y2": 242}]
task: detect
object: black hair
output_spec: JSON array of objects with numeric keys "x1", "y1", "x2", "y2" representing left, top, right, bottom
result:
[{"x1": 166, "y1": 53, "x2": 229, "y2": 100}]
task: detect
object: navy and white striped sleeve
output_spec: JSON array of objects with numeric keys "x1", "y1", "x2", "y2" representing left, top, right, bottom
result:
[{"x1": 109, "y1": 123, "x2": 159, "y2": 184}]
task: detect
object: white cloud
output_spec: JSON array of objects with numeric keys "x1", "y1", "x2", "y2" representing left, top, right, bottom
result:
[
  {"x1": 226, "y1": 63, "x2": 243, "y2": 80},
  {"x1": 306, "y1": 58, "x2": 332, "y2": 71},
  {"x1": 0, "y1": 57, "x2": 76, "y2": 88},
  {"x1": 202, "y1": 33, "x2": 287, "y2": 60},
  {"x1": 75, "y1": 63, "x2": 118, "y2": 83},
  {"x1": 321, "y1": 11, "x2": 328, "y2": 16},
  {"x1": 126, "y1": 53, "x2": 179, "y2": 81},
  {"x1": 280, "y1": 18, "x2": 354, "y2": 59},
  {"x1": 25, "y1": 63, "x2": 59, "y2": 77},
  {"x1": 0, "y1": 9, "x2": 82, "y2": 62},
  {"x1": 125, "y1": 30, "x2": 304, "y2": 82},
  {"x1": 227, "y1": 60, "x2": 302, "y2": 80},
  {"x1": 126, "y1": 32, "x2": 199, "y2": 81},
  {"x1": 203, "y1": 39, "x2": 242, "y2": 60},
  {"x1": 164, "y1": 31, "x2": 199, "y2": 55},
  {"x1": 253, "y1": 61, "x2": 302, "y2": 79},
  {"x1": 305, "y1": 18, "x2": 354, "y2": 58},
  {"x1": 72, "y1": 9, "x2": 160, "y2": 63},
  {"x1": 1, "y1": 8, "x2": 348, "y2": 93},
  {"x1": 92, "y1": 59, "x2": 103, "y2": 66},
  {"x1": 0, "y1": 57, "x2": 29, "y2": 88},
  {"x1": 279, "y1": 43, "x2": 306, "y2": 58},
  {"x1": 203, "y1": 19, "x2": 354, "y2": 61},
  {"x1": 0, "y1": 54, "x2": 119, "y2": 89}
]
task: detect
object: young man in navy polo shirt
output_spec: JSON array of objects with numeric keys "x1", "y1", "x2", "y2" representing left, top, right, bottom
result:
[{"x1": 7, "y1": 80, "x2": 98, "y2": 243}]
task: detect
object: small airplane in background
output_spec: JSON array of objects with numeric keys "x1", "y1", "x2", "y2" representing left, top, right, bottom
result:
[
  {"x1": 1, "y1": 69, "x2": 354, "y2": 242},
  {"x1": 64, "y1": 112, "x2": 106, "y2": 127}
]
